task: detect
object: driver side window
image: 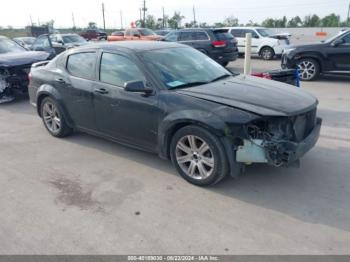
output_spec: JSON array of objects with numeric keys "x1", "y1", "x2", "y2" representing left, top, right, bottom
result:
[
  {"x1": 100, "y1": 53, "x2": 146, "y2": 87},
  {"x1": 342, "y1": 33, "x2": 350, "y2": 44}
]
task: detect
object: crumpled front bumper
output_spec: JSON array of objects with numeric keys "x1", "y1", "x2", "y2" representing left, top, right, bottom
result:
[{"x1": 237, "y1": 118, "x2": 322, "y2": 166}]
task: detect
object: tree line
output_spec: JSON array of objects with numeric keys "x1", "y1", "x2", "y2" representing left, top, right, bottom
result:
[{"x1": 141, "y1": 12, "x2": 349, "y2": 29}]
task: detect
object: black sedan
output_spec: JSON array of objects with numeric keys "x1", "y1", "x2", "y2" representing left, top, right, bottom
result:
[{"x1": 28, "y1": 42, "x2": 322, "y2": 186}]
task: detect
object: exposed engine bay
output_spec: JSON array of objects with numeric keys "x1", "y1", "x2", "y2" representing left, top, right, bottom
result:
[
  {"x1": 237, "y1": 108, "x2": 321, "y2": 167},
  {"x1": 0, "y1": 66, "x2": 30, "y2": 103}
]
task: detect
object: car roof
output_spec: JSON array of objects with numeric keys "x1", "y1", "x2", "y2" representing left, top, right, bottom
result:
[
  {"x1": 73, "y1": 41, "x2": 186, "y2": 52},
  {"x1": 222, "y1": 26, "x2": 265, "y2": 30}
]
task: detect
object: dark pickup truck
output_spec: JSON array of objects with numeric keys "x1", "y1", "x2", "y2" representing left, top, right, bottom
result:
[{"x1": 80, "y1": 29, "x2": 107, "y2": 41}]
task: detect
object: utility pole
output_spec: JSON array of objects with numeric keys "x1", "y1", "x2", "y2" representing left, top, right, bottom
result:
[
  {"x1": 29, "y1": 15, "x2": 33, "y2": 26},
  {"x1": 162, "y1": 7, "x2": 165, "y2": 28},
  {"x1": 142, "y1": 0, "x2": 147, "y2": 27},
  {"x1": 102, "y1": 2, "x2": 106, "y2": 30},
  {"x1": 120, "y1": 10, "x2": 123, "y2": 29},
  {"x1": 72, "y1": 12, "x2": 76, "y2": 30},
  {"x1": 193, "y1": 5, "x2": 197, "y2": 27}
]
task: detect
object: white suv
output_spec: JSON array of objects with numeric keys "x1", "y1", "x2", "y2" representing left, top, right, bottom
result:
[{"x1": 222, "y1": 27, "x2": 291, "y2": 60}]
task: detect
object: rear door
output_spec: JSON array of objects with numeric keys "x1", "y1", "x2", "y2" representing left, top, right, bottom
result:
[
  {"x1": 326, "y1": 32, "x2": 350, "y2": 71},
  {"x1": 59, "y1": 51, "x2": 97, "y2": 130}
]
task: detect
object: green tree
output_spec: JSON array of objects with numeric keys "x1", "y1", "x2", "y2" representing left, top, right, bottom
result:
[
  {"x1": 213, "y1": 22, "x2": 225, "y2": 28},
  {"x1": 261, "y1": 18, "x2": 275, "y2": 27},
  {"x1": 88, "y1": 22, "x2": 97, "y2": 29},
  {"x1": 303, "y1": 15, "x2": 321, "y2": 27},
  {"x1": 223, "y1": 16, "x2": 239, "y2": 26},
  {"x1": 168, "y1": 12, "x2": 185, "y2": 29},
  {"x1": 145, "y1": 15, "x2": 156, "y2": 29},
  {"x1": 287, "y1": 16, "x2": 302, "y2": 27},
  {"x1": 321, "y1": 13, "x2": 340, "y2": 27}
]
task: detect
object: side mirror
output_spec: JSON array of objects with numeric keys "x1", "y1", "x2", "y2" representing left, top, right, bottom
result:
[
  {"x1": 124, "y1": 81, "x2": 153, "y2": 94},
  {"x1": 332, "y1": 38, "x2": 344, "y2": 47},
  {"x1": 254, "y1": 35, "x2": 260, "y2": 39}
]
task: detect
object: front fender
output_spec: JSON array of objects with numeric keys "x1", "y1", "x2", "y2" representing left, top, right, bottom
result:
[{"x1": 158, "y1": 109, "x2": 229, "y2": 159}]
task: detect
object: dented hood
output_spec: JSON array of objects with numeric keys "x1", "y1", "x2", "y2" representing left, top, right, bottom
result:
[
  {"x1": 176, "y1": 75, "x2": 318, "y2": 116},
  {"x1": 0, "y1": 51, "x2": 50, "y2": 67}
]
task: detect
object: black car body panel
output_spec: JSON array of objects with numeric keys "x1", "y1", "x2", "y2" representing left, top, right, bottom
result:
[
  {"x1": 29, "y1": 42, "x2": 321, "y2": 177},
  {"x1": 0, "y1": 36, "x2": 50, "y2": 102},
  {"x1": 282, "y1": 30, "x2": 350, "y2": 74}
]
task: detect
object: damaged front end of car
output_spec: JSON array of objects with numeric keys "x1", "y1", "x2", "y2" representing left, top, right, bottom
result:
[
  {"x1": 235, "y1": 108, "x2": 322, "y2": 167},
  {"x1": 0, "y1": 65, "x2": 31, "y2": 104}
]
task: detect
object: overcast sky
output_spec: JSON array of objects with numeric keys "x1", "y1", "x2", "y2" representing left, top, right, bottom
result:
[{"x1": 1, "y1": 0, "x2": 349, "y2": 28}]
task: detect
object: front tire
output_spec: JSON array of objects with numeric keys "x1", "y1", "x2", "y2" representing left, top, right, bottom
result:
[
  {"x1": 170, "y1": 125, "x2": 229, "y2": 186},
  {"x1": 260, "y1": 47, "x2": 275, "y2": 60},
  {"x1": 297, "y1": 58, "x2": 320, "y2": 81},
  {"x1": 41, "y1": 97, "x2": 73, "y2": 138}
]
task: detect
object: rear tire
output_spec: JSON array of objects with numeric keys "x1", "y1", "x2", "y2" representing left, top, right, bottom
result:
[
  {"x1": 260, "y1": 47, "x2": 275, "y2": 60},
  {"x1": 297, "y1": 58, "x2": 320, "y2": 81},
  {"x1": 170, "y1": 125, "x2": 229, "y2": 186},
  {"x1": 41, "y1": 97, "x2": 73, "y2": 138}
]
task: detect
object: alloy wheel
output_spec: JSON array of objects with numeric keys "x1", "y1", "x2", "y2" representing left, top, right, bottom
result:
[
  {"x1": 175, "y1": 135, "x2": 215, "y2": 180},
  {"x1": 261, "y1": 48, "x2": 273, "y2": 60},
  {"x1": 42, "y1": 101, "x2": 61, "y2": 134},
  {"x1": 298, "y1": 60, "x2": 316, "y2": 80}
]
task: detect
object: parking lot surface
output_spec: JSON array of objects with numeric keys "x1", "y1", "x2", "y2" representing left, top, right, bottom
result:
[{"x1": 0, "y1": 58, "x2": 350, "y2": 254}]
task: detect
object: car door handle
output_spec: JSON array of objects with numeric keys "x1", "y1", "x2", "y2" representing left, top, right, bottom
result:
[
  {"x1": 55, "y1": 78, "x2": 66, "y2": 84},
  {"x1": 94, "y1": 88, "x2": 109, "y2": 94}
]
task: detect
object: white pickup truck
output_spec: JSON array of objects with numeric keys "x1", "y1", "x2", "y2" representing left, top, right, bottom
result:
[{"x1": 222, "y1": 27, "x2": 291, "y2": 60}]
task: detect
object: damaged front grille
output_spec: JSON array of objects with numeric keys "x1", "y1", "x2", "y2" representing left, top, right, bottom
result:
[{"x1": 244, "y1": 108, "x2": 317, "y2": 166}]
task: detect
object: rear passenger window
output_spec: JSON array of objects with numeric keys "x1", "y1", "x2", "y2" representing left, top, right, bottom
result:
[
  {"x1": 230, "y1": 29, "x2": 243, "y2": 37},
  {"x1": 194, "y1": 31, "x2": 209, "y2": 40},
  {"x1": 180, "y1": 32, "x2": 194, "y2": 41},
  {"x1": 67, "y1": 52, "x2": 96, "y2": 79},
  {"x1": 100, "y1": 53, "x2": 145, "y2": 87}
]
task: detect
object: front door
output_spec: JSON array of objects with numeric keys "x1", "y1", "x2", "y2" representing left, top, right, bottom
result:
[
  {"x1": 326, "y1": 32, "x2": 350, "y2": 71},
  {"x1": 93, "y1": 52, "x2": 160, "y2": 151}
]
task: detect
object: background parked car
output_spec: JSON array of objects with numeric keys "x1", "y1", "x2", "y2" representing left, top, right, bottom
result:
[
  {"x1": 30, "y1": 34, "x2": 88, "y2": 59},
  {"x1": 162, "y1": 28, "x2": 238, "y2": 66},
  {"x1": 223, "y1": 27, "x2": 291, "y2": 60},
  {"x1": 13, "y1": 37, "x2": 36, "y2": 49},
  {"x1": 80, "y1": 29, "x2": 107, "y2": 40},
  {"x1": 282, "y1": 29, "x2": 350, "y2": 81},
  {"x1": 155, "y1": 29, "x2": 173, "y2": 36},
  {"x1": 108, "y1": 28, "x2": 161, "y2": 42},
  {"x1": 0, "y1": 36, "x2": 49, "y2": 103}
]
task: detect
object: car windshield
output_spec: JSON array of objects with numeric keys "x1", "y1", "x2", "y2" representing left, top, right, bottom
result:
[
  {"x1": 142, "y1": 47, "x2": 234, "y2": 89},
  {"x1": 139, "y1": 28, "x2": 156, "y2": 36},
  {"x1": 256, "y1": 28, "x2": 274, "y2": 37},
  {"x1": 19, "y1": 38, "x2": 35, "y2": 45},
  {"x1": 62, "y1": 35, "x2": 87, "y2": 44},
  {"x1": 324, "y1": 30, "x2": 349, "y2": 43},
  {"x1": 0, "y1": 38, "x2": 26, "y2": 54}
]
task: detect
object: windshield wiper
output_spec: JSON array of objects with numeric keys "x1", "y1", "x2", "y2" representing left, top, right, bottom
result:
[
  {"x1": 168, "y1": 81, "x2": 208, "y2": 90},
  {"x1": 209, "y1": 74, "x2": 233, "y2": 83}
]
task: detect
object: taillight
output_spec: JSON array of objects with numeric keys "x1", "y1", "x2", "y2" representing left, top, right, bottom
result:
[
  {"x1": 251, "y1": 72, "x2": 272, "y2": 80},
  {"x1": 212, "y1": 41, "x2": 226, "y2": 48}
]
